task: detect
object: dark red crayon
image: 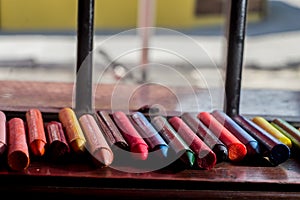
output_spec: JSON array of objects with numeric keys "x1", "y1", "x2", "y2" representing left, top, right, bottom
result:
[
  {"x1": 198, "y1": 111, "x2": 247, "y2": 162},
  {"x1": 96, "y1": 111, "x2": 129, "y2": 151},
  {"x1": 169, "y1": 116, "x2": 216, "y2": 170},
  {"x1": 181, "y1": 112, "x2": 228, "y2": 162},
  {"x1": 233, "y1": 115, "x2": 290, "y2": 165},
  {"x1": 211, "y1": 110, "x2": 261, "y2": 158},
  {"x1": 112, "y1": 111, "x2": 149, "y2": 160}
]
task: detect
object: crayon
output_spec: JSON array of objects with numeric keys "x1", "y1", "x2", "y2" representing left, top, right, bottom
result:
[
  {"x1": 198, "y1": 112, "x2": 247, "y2": 162},
  {"x1": 25, "y1": 108, "x2": 47, "y2": 156},
  {"x1": 58, "y1": 107, "x2": 86, "y2": 154},
  {"x1": 169, "y1": 116, "x2": 217, "y2": 170},
  {"x1": 7, "y1": 118, "x2": 30, "y2": 171},
  {"x1": 211, "y1": 110, "x2": 261, "y2": 157},
  {"x1": 79, "y1": 114, "x2": 114, "y2": 166},
  {"x1": 130, "y1": 112, "x2": 169, "y2": 158},
  {"x1": 181, "y1": 112, "x2": 228, "y2": 162},
  {"x1": 96, "y1": 111, "x2": 129, "y2": 151},
  {"x1": 252, "y1": 116, "x2": 292, "y2": 148},
  {"x1": 151, "y1": 115, "x2": 195, "y2": 167},
  {"x1": 45, "y1": 121, "x2": 70, "y2": 162},
  {"x1": 233, "y1": 115, "x2": 290, "y2": 165},
  {"x1": 0, "y1": 111, "x2": 7, "y2": 155},
  {"x1": 112, "y1": 111, "x2": 149, "y2": 160},
  {"x1": 272, "y1": 118, "x2": 300, "y2": 150}
]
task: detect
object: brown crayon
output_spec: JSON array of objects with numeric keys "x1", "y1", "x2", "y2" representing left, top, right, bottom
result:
[
  {"x1": 7, "y1": 118, "x2": 30, "y2": 171},
  {"x1": 25, "y1": 108, "x2": 47, "y2": 156}
]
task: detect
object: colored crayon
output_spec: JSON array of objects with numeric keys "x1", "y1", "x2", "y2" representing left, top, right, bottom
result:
[
  {"x1": 233, "y1": 115, "x2": 290, "y2": 165},
  {"x1": 151, "y1": 115, "x2": 195, "y2": 167},
  {"x1": 169, "y1": 116, "x2": 217, "y2": 170},
  {"x1": 112, "y1": 111, "x2": 149, "y2": 160},
  {"x1": 45, "y1": 121, "x2": 70, "y2": 162},
  {"x1": 58, "y1": 107, "x2": 86, "y2": 154},
  {"x1": 211, "y1": 110, "x2": 261, "y2": 157},
  {"x1": 0, "y1": 111, "x2": 7, "y2": 155},
  {"x1": 272, "y1": 118, "x2": 300, "y2": 150},
  {"x1": 79, "y1": 114, "x2": 114, "y2": 166},
  {"x1": 181, "y1": 112, "x2": 228, "y2": 162},
  {"x1": 130, "y1": 111, "x2": 169, "y2": 158},
  {"x1": 7, "y1": 118, "x2": 30, "y2": 171},
  {"x1": 25, "y1": 108, "x2": 47, "y2": 156},
  {"x1": 252, "y1": 116, "x2": 292, "y2": 148},
  {"x1": 198, "y1": 112, "x2": 247, "y2": 162},
  {"x1": 96, "y1": 111, "x2": 129, "y2": 151}
]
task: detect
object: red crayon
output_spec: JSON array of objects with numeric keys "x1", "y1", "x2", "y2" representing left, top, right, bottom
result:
[
  {"x1": 198, "y1": 112, "x2": 247, "y2": 162},
  {"x1": 169, "y1": 116, "x2": 217, "y2": 170},
  {"x1": 112, "y1": 111, "x2": 149, "y2": 160}
]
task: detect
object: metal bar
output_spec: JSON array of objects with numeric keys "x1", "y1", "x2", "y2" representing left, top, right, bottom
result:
[
  {"x1": 224, "y1": 0, "x2": 248, "y2": 117},
  {"x1": 75, "y1": 0, "x2": 95, "y2": 117}
]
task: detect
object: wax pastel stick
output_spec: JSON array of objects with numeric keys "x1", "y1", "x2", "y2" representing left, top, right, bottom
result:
[
  {"x1": 96, "y1": 111, "x2": 129, "y2": 151},
  {"x1": 233, "y1": 115, "x2": 290, "y2": 165},
  {"x1": 151, "y1": 116, "x2": 195, "y2": 167},
  {"x1": 169, "y1": 116, "x2": 217, "y2": 170},
  {"x1": 45, "y1": 121, "x2": 70, "y2": 162},
  {"x1": 130, "y1": 112, "x2": 169, "y2": 158},
  {"x1": 0, "y1": 111, "x2": 7, "y2": 155},
  {"x1": 198, "y1": 112, "x2": 247, "y2": 162},
  {"x1": 252, "y1": 116, "x2": 292, "y2": 148},
  {"x1": 181, "y1": 112, "x2": 228, "y2": 162},
  {"x1": 272, "y1": 118, "x2": 300, "y2": 150},
  {"x1": 211, "y1": 110, "x2": 261, "y2": 157},
  {"x1": 58, "y1": 107, "x2": 86, "y2": 154},
  {"x1": 7, "y1": 118, "x2": 30, "y2": 171},
  {"x1": 112, "y1": 111, "x2": 149, "y2": 160},
  {"x1": 25, "y1": 108, "x2": 47, "y2": 156},
  {"x1": 79, "y1": 114, "x2": 114, "y2": 166}
]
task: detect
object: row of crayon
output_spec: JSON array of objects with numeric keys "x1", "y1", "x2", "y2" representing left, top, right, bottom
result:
[{"x1": 0, "y1": 108, "x2": 299, "y2": 171}]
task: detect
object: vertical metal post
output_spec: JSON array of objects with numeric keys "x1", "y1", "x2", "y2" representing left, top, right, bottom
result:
[
  {"x1": 224, "y1": 0, "x2": 248, "y2": 117},
  {"x1": 75, "y1": 0, "x2": 95, "y2": 117}
]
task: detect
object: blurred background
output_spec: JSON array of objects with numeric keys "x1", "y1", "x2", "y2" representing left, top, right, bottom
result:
[{"x1": 0, "y1": 0, "x2": 299, "y2": 91}]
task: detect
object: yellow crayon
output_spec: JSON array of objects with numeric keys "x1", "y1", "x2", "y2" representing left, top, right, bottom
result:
[
  {"x1": 252, "y1": 116, "x2": 292, "y2": 148},
  {"x1": 58, "y1": 107, "x2": 86, "y2": 154}
]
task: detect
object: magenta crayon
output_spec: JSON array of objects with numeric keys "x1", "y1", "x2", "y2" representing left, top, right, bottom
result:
[
  {"x1": 151, "y1": 115, "x2": 195, "y2": 167},
  {"x1": 233, "y1": 115, "x2": 290, "y2": 165},
  {"x1": 181, "y1": 112, "x2": 228, "y2": 162},
  {"x1": 0, "y1": 111, "x2": 7, "y2": 155},
  {"x1": 112, "y1": 111, "x2": 149, "y2": 160},
  {"x1": 211, "y1": 110, "x2": 261, "y2": 158},
  {"x1": 198, "y1": 112, "x2": 247, "y2": 162},
  {"x1": 130, "y1": 112, "x2": 169, "y2": 158},
  {"x1": 169, "y1": 116, "x2": 216, "y2": 170},
  {"x1": 272, "y1": 118, "x2": 300, "y2": 150}
]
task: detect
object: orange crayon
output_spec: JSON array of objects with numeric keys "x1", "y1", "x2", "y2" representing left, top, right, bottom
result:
[
  {"x1": 26, "y1": 108, "x2": 47, "y2": 156},
  {"x1": 7, "y1": 118, "x2": 30, "y2": 171},
  {"x1": 58, "y1": 107, "x2": 86, "y2": 154}
]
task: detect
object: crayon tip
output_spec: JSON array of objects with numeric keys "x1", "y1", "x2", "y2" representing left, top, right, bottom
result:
[
  {"x1": 246, "y1": 141, "x2": 261, "y2": 157},
  {"x1": 212, "y1": 144, "x2": 228, "y2": 162},
  {"x1": 228, "y1": 143, "x2": 247, "y2": 162},
  {"x1": 70, "y1": 139, "x2": 86, "y2": 154},
  {"x1": 180, "y1": 150, "x2": 195, "y2": 167},
  {"x1": 155, "y1": 145, "x2": 168, "y2": 158},
  {"x1": 279, "y1": 137, "x2": 293, "y2": 149},
  {"x1": 0, "y1": 143, "x2": 7, "y2": 155},
  {"x1": 131, "y1": 144, "x2": 149, "y2": 160},
  {"x1": 30, "y1": 140, "x2": 46, "y2": 156},
  {"x1": 95, "y1": 148, "x2": 114, "y2": 166},
  {"x1": 197, "y1": 150, "x2": 217, "y2": 170},
  {"x1": 270, "y1": 143, "x2": 290, "y2": 165}
]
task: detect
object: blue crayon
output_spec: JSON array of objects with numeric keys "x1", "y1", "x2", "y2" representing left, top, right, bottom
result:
[
  {"x1": 211, "y1": 110, "x2": 261, "y2": 158},
  {"x1": 130, "y1": 112, "x2": 169, "y2": 158},
  {"x1": 233, "y1": 115, "x2": 290, "y2": 166}
]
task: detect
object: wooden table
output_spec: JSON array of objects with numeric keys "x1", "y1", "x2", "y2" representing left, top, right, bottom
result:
[{"x1": 0, "y1": 80, "x2": 300, "y2": 199}]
